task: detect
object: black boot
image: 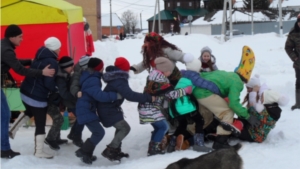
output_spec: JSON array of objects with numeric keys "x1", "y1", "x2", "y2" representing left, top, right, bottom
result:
[
  {"x1": 193, "y1": 133, "x2": 214, "y2": 152},
  {"x1": 291, "y1": 89, "x2": 300, "y2": 110},
  {"x1": 102, "y1": 145, "x2": 121, "y2": 162},
  {"x1": 212, "y1": 135, "x2": 231, "y2": 150},
  {"x1": 44, "y1": 138, "x2": 60, "y2": 150},
  {"x1": 67, "y1": 133, "x2": 83, "y2": 147},
  {"x1": 75, "y1": 139, "x2": 97, "y2": 164},
  {"x1": 147, "y1": 142, "x2": 165, "y2": 156},
  {"x1": 56, "y1": 133, "x2": 68, "y2": 145},
  {"x1": 1, "y1": 149, "x2": 20, "y2": 159},
  {"x1": 166, "y1": 136, "x2": 176, "y2": 153},
  {"x1": 116, "y1": 143, "x2": 129, "y2": 159}
]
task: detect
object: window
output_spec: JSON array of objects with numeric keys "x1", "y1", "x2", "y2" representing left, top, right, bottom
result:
[
  {"x1": 189, "y1": 2, "x2": 192, "y2": 6},
  {"x1": 168, "y1": 2, "x2": 170, "y2": 7},
  {"x1": 177, "y1": 2, "x2": 180, "y2": 6}
]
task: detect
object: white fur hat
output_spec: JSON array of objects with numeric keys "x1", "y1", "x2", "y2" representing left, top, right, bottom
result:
[
  {"x1": 263, "y1": 90, "x2": 289, "y2": 106},
  {"x1": 44, "y1": 37, "x2": 61, "y2": 51},
  {"x1": 246, "y1": 74, "x2": 260, "y2": 88},
  {"x1": 186, "y1": 58, "x2": 202, "y2": 72}
]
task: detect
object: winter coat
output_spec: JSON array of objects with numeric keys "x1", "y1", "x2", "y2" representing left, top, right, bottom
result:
[
  {"x1": 183, "y1": 70, "x2": 249, "y2": 119},
  {"x1": 1, "y1": 38, "x2": 42, "y2": 87},
  {"x1": 76, "y1": 69, "x2": 118, "y2": 125},
  {"x1": 138, "y1": 70, "x2": 187, "y2": 124},
  {"x1": 54, "y1": 67, "x2": 76, "y2": 109},
  {"x1": 246, "y1": 104, "x2": 281, "y2": 143},
  {"x1": 132, "y1": 47, "x2": 185, "y2": 74},
  {"x1": 20, "y1": 46, "x2": 58, "y2": 102},
  {"x1": 199, "y1": 54, "x2": 218, "y2": 72},
  {"x1": 169, "y1": 77, "x2": 197, "y2": 118},
  {"x1": 70, "y1": 63, "x2": 87, "y2": 98},
  {"x1": 97, "y1": 66, "x2": 152, "y2": 127},
  {"x1": 285, "y1": 21, "x2": 300, "y2": 68}
]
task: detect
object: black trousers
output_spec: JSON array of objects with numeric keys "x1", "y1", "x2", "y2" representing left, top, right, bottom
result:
[
  {"x1": 295, "y1": 68, "x2": 300, "y2": 89},
  {"x1": 23, "y1": 102, "x2": 47, "y2": 136}
]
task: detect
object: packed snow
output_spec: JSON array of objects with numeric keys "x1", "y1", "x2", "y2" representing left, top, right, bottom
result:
[{"x1": 1, "y1": 32, "x2": 300, "y2": 169}]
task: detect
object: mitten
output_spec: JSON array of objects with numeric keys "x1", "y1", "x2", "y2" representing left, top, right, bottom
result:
[
  {"x1": 246, "y1": 114, "x2": 260, "y2": 128},
  {"x1": 184, "y1": 86, "x2": 193, "y2": 94}
]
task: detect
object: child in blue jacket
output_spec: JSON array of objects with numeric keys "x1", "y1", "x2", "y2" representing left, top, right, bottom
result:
[
  {"x1": 98, "y1": 57, "x2": 154, "y2": 162},
  {"x1": 75, "y1": 58, "x2": 119, "y2": 165}
]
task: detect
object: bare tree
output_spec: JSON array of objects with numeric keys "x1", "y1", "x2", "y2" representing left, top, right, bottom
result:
[{"x1": 121, "y1": 10, "x2": 138, "y2": 34}]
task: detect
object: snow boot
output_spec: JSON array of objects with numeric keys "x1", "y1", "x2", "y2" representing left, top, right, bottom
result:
[
  {"x1": 102, "y1": 145, "x2": 121, "y2": 162},
  {"x1": 116, "y1": 143, "x2": 129, "y2": 159},
  {"x1": 34, "y1": 135, "x2": 53, "y2": 159},
  {"x1": 160, "y1": 135, "x2": 168, "y2": 151},
  {"x1": 219, "y1": 120, "x2": 241, "y2": 137},
  {"x1": 1, "y1": 149, "x2": 20, "y2": 159},
  {"x1": 175, "y1": 134, "x2": 184, "y2": 151},
  {"x1": 44, "y1": 138, "x2": 60, "y2": 150},
  {"x1": 166, "y1": 136, "x2": 176, "y2": 153},
  {"x1": 193, "y1": 133, "x2": 214, "y2": 152},
  {"x1": 75, "y1": 139, "x2": 97, "y2": 164},
  {"x1": 56, "y1": 133, "x2": 68, "y2": 145},
  {"x1": 212, "y1": 135, "x2": 232, "y2": 150},
  {"x1": 147, "y1": 142, "x2": 165, "y2": 156},
  {"x1": 291, "y1": 89, "x2": 300, "y2": 110},
  {"x1": 67, "y1": 133, "x2": 83, "y2": 147},
  {"x1": 9, "y1": 113, "x2": 30, "y2": 139}
]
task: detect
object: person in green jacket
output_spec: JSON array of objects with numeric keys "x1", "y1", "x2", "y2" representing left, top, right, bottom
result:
[{"x1": 181, "y1": 47, "x2": 260, "y2": 149}]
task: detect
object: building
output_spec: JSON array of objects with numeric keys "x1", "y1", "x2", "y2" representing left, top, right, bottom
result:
[
  {"x1": 147, "y1": 0, "x2": 208, "y2": 33},
  {"x1": 101, "y1": 13, "x2": 124, "y2": 36},
  {"x1": 64, "y1": 0, "x2": 101, "y2": 40}
]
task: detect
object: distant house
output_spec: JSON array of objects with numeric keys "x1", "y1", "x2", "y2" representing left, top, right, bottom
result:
[
  {"x1": 147, "y1": 0, "x2": 208, "y2": 33},
  {"x1": 101, "y1": 13, "x2": 124, "y2": 36}
]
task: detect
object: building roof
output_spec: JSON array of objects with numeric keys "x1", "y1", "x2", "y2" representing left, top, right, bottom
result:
[
  {"x1": 175, "y1": 7, "x2": 208, "y2": 17},
  {"x1": 147, "y1": 10, "x2": 174, "y2": 21},
  {"x1": 101, "y1": 13, "x2": 123, "y2": 26}
]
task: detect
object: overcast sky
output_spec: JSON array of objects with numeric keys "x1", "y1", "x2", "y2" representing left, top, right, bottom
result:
[{"x1": 101, "y1": 0, "x2": 165, "y2": 29}]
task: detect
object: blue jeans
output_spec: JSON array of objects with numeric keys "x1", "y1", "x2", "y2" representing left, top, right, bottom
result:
[
  {"x1": 150, "y1": 119, "x2": 169, "y2": 142},
  {"x1": 1, "y1": 89, "x2": 11, "y2": 150},
  {"x1": 86, "y1": 120, "x2": 105, "y2": 146}
]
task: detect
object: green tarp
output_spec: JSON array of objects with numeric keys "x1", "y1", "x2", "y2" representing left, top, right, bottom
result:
[
  {"x1": 3, "y1": 88, "x2": 26, "y2": 111},
  {"x1": 147, "y1": 10, "x2": 174, "y2": 21}
]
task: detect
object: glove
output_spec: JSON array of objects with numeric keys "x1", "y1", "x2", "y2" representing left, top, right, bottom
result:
[
  {"x1": 117, "y1": 93, "x2": 123, "y2": 100},
  {"x1": 246, "y1": 114, "x2": 260, "y2": 128},
  {"x1": 130, "y1": 66, "x2": 137, "y2": 72},
  {"x1": 183, "y1": 86, "x2": 193, "y2": 94}
]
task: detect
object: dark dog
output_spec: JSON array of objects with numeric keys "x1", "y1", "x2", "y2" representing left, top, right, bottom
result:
[{"x1": 166, "y1": 143, "x2": 243, "y2": 169}]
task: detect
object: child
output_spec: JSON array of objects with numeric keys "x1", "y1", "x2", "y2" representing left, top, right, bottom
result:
[
  {"x1": 45, "y1": 56, "x2": 75, "y2": 150},
  {"x1": 68, "y1": 55, "x2": 91, "y2": 147},
  {"x1": 75, "y1": 58, "x2": 119, "y2": 165},
  {"x1": 238, "y1": 75, "x2": 289, "y2": 143},
  {"x1": 198, "y1": 46, "x2": 218, "y2": 72},
  {"x1": 98, "y1": 57, "x2": 154, "y2": 162},
  {"x1": 138, "y1": 57, "x2": 193, "y2": 156}
]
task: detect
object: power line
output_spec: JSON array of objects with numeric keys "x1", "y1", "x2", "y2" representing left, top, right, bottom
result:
[
  {"x1": 112, "y1": 0, "x2": 145, "y2": 12},
  {"x1": 113, "y1": 0, "x2": 154, "y2": 7},
  {"x1": 112, "y1": 2, "x2": 154, "y2": 11}
]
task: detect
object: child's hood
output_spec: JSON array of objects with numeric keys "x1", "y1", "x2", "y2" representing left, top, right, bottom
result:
[{"x1": 102, "y1": 65, "x2": 129, "y2": 82}]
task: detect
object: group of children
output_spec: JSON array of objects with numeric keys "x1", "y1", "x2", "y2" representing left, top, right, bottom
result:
[{"x1": 8, "y1": 33, "x2": 288, "y2": 166}]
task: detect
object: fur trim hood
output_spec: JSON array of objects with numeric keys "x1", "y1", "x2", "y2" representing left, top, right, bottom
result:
[{"x1": 102, "y1": 65, "x2": 129, "y2": 82}]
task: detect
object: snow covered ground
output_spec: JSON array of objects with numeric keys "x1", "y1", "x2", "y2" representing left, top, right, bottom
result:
[{"x1": 2, "y1": 32, "x2": 300, "y2": 169}]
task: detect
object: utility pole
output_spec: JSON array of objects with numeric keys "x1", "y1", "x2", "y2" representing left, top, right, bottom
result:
[
  {"x1": 140, "y1": 10, "x2": 143, "y2": 31},
  {"x1": 278, "y1": 0, "x2": 283, "y2": 37},
  {"x1": 229, "y1": 0, "x2": 232, "y2": 39},
  {"x1": 158, "y1": 0, "x2": 161, "y2": 34},
  {"x1": 221, "y1": 0, "x2": 227, "y2": 42},
  {"x1": 251, "y1": 0, "x2": 254, "y2": 35},
  {"x1": 109, "y1": 0, "x2": 112, "y2": 37},
  {"x1": 152, "y1": 0, "x2": 158, "y2": 32}
]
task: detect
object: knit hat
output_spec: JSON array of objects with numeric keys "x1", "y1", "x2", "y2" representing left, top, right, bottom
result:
[
  {"x1": 186, "y1": 58, "x2": 202, "y2": 72},
  {"x1": 59, "y1": 56, "x2": 74, "y2": 69},
  {"x1": 200, "y1": 46, "x2": 212, "y2": 56},
  {"x1": 246, "y1": 74, "x2": 260, "y2": 88},
  {"x1": 263, "y1": 90, "x2": 289, "y2": 106},
  {"x1": 154, "y1": 57, "x2": 175, "y2": 72},
  {"x1": 79, "y1": 55, "x2": 90, "y2": 68},
  {"x1": 5, "y1": 24, "x2": 22, "y2": 38},
  {"x1": 234, "y1": 46, "x2": 255, "y2": 83},
  {"x1": 114, "y1": 57, "x2": 130, "y2": 71},
  {"x1": 45, "y1": 37, "x2": 61, "y2": 51},
  {"x1": 88, "y1": 57, "x2": 104, "y2": 71}
]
